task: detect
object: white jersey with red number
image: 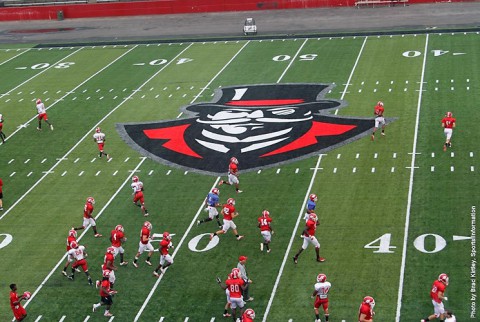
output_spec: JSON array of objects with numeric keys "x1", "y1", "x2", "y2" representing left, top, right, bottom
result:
[
  {"x1": 131, "y1": 181, "x2": 144, "y2": 193},
  {"x1": 36, "y1": 102, "x2": 46, "y2": 114},
  {"x1": 67, "y1": 245, "x2": 86, "y2": 261},
  {"x1": 93, "y1": 132, "x2": 106, "y2": 143},
  {"x1": 314, "y1": 281, "x2": 331, "y2": 299}
]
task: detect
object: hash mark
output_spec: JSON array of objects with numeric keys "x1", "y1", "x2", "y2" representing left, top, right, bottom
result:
[
  {"x1": 79, "y1": 171, "x2": 84, "y2": 176},
  {"x1": 95, "y1": 171, "x2": 101, "y2": 176},
  {"x1": 91, "y1": 158, "x2": 96, "y2": 163},
  {"x1": 371, "y1": 167, "x2": 375, "y2": 173},
  {"x1": 374, "y1": 153, "x2": 378, "y2": 159},
  {"x1": 148, "y1": 170, "x2": 154, "y2": 175},
  {"x1": 166, "y1": 170, "x2": 171, "y2": 175},
  {"x1": 393, "y1": 153, "x2": 397, "y2": 158},
  {"x1": 333, "y1": 167, "x2": 337, "y2": 173},
  {"x1": 355, "y1": 153, "x2": 360, "y2": 159},
  {"x1": 391, "y1": 167, "x2": 395, "y2": 173},
  {"x1": 450, "y1": 152, "x2": 454, "y2": 157},
  {"x1": 337, "y1": 153, "x2": 341, "y2": 159},
  {"x1": 10, "y1": 172, "x2": 15, "y2": 177},
  {"x1": 353, "y1": 167, "x2": 356, "y2": 173},
  {"x1": 471, "y1": 166, "x2": 475, "y2": 172},
  {"x1": 276, "y1": 169, "x2": 281, "y2": 174},
  {"x1": 113, "y1": 170, "x2": 118, "y2": 176},
  {"x1": 61, "y1": 171, "x2": 67, "y2": 177},
  {"x1": 124, "y1": 157, "x2": 130, "y2": 162},
  {"x1": 27, "y1": 171, "x2": 33, "y2": 177},
  {"x1": 184, "y1": 171, "x2": 188, "y2": 175},
  {"x1": 24, "y1": 159, "x2": 30, "y2": 164},
  {"x1": 8, "y1": 159, "x2": 14, "y2": 164},
  {"x1": 74, "y1": 158, "x2": 80, "y2": 163},
  {"x1": 257, "y1": 170, "x2": 262, "y2": 174},
  {"x1": 470, "y1": 152, "x2": 474, "y2": 157}
]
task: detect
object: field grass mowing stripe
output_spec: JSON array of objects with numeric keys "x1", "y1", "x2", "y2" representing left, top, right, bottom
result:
[
  {"x1": 395, "y1": 33, "x2": 429, "y2": 322},
  {"x1": 0, "y1": 44, "x2": 193, "y2": 221},
  {"x1": 23, "y1": 157, "x2": 147, "y2": 308},
  {"x1": 0, "y1": 48, "x2": 30, "y2": 66},
  {"x1": 261, "y1": 154, "x2": 326, "y2": 322}
]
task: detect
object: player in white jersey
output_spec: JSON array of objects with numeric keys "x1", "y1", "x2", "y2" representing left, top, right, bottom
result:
[
  {"x1": 35, "y1": 99, "x2": 53, "y2": 131},
  {"x1": 131, "y1": 176, "x2": 149, "y2": 216},
  {"x1": 67, "y1": 241, "x2": 93, "y2": 285},
  {"x1": 93, "y1": 127, "x2": 110, "y2": 160},
  {"x1": 311, "y1": 273, "x2": 331, "y2": 322}
]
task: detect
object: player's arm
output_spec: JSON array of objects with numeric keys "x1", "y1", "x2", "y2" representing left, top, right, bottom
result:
[
  {"x1": 311, "y1": 289, "x2": 318, "y2": 298},
  {"x1": 452, "y1": 121, "x2": 456, "y2": 128},
  {"x1": 438, "y1": 290, "x2": 447, "y2": 301},
  {"x1": 216, "y1": 277, "x2": 227, "y2": 290},
  {"x1": 359, "y1": 313, "x2": 373, "y2": 322},
  {"x1": 231, "y1": 211, "x2": 239, "y2": 219}
]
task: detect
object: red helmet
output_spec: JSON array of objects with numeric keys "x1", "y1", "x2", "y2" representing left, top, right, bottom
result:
[
  {"x1": 244, "y1": 308, "x2": 255, "y2": 319},
  {"x1": 377, "y1": 101, "x2": 384, "y2": 107},
  {"x1": 69, "y1": 229, "x2": 77, "y2": 238},
  {"x1": 115, "y1": 224, "x2": 124, "y2": 232},
  {"x1": 103, "y1": 270, "x2": 111, "y2": 278},
  {"x1": 212, "y1": 188, "x2": 219, "y2": 195},
  {"x1": 36, "y1": 98, "x2": 41, "y2": 104},
  {"x1": 230, "y1": 157, "x2": 238, "y2": 164},
  {"x1": 106, "y1": 247, "x2": 115, "y2": 254},
  {"x1": 316, "y1": 273, "x2": 327, "y2": 283},
  {"x1": 132, "y1": 175, "x2": 139, "y2": 182},
  {"x1": 438, "y1": 273, "x2": 449, "y2": 285},
  {"x1": 144, "y1": 221, "x2": 152, "y2": 230},
  {"x1": 70, "y1": 241, "x2": 78, "y2": 249},
  {"x1": 363, "y1": 296, "x2": 375, "y2": 308},
  {"x1": 163, "y1": 232, "x2": 171, "y2": 240},
  {"x1": 231, "y1": 268, "x2": 241, "y2": 279},
  {"x1": 86, "y1": 197, "x2": 95, "y2": 205},
  {"x1": 262, "y1": 210, "x2": 270, "y2": 218},
  {"x1": 309, "y1": 213, "x2": 318, "y2": 222},
  {"x1": 309, "y1": 194, "x2": 318, "y2": 202},
  {"x1": 227, "y1": 198, "x2": 235, "y2": 206},
  {"x1": 446, "y1": 111, "x2": 453, "y2": 118},
  {"x1": 95, "y1": 127, "x2": 101, "y2": 133}
]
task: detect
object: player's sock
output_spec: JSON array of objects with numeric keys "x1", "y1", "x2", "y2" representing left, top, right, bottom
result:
[
  {"x1": 316, "y1": 314, "x2": 320, "y2": 320},
  {"x1": 146, "y1": 256, "x2": 151, "y2": 262},
  {"x1": 213, "y1": 233, "x2": 217, "y2": 237},
  {"x1": 265, "y1": 243, "x2": 269, "y2": 251},
  {"x1": 134, "y1": 257, "x2": 138, "y2": 263},
  {"x1": 325, "y1": 314, "x2": 329, "y2": 321},
  {"x1": 224, "y1": 309, "x2": 228, "y2": 314},
  {"x1": 236, "y1": 234, "x2": 239, "y2": 238}
]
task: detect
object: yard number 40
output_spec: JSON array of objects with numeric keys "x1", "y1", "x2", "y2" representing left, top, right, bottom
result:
[{"x1": 365, "y1": 233, "x2": 449, "y2": 254}]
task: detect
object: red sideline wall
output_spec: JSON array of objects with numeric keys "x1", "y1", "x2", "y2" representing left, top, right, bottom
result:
[{"x1": 0, "y1": 0, "x2": 465, "y2": 21}]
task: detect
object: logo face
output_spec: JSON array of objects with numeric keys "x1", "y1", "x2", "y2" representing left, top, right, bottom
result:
[{"x1": 117, "y1": 84, "x2": 375, "y2": 175}]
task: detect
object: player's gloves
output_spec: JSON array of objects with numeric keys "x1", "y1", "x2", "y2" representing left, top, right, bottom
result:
[
  {"x1": 216, "y1": 277, "x2": 222, "y2": 284},
  {"x1": 443, "y1": 296, "x2": 448, "y2": 301}
]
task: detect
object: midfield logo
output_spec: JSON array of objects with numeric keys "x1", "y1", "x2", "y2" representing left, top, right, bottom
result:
[{"x1": 117, "y1": 84, "x2": 375, "y2": 175}]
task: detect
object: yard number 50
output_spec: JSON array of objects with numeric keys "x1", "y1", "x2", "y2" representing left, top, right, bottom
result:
[{"x1": 365, "y1": 233, "x2": 448, "y2": 254}]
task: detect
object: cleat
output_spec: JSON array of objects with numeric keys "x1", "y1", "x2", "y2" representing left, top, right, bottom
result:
[
  {"x1": 120, "y1": 261, "x2": 128, "y2": 266},
  {"x1": 246, "y1": 297, "x2": 254, "y2": 302},
  {"x1": 381, "y1": 132, "x2": 385, "y2": 136},
  {"x1": 95, "y1": 280, "x2": 100, "y2": 288},
  {"x1": 94, "y1": 233, "x2": 102, "y2": 238},
  {"x1": 197, "y1": 220, "x2": 201, "y2": 226},
  {"x1": 50, "y1": 124, "x2": 54, "y2": 130},
  {"x1": 237, "y1": 190, "x2": 243, "y2": 193},
  {"x1": 36, "y1": 127, "x2": 41, "y2": 131},
  {"x1": 68, "y1": 275, "x2": 74, "y2": 280},
  {"x1": 267, "y1": 249, "x2": 271, "y2": 253},
  {"x1": 317, "y1": 257, "x2": 326, "y2": 262},
  {"x1": 104, "y1": 312, "x2": 113, "y2": 317},
  {"x1": 218, "y1": 180, "x2": 224, "y2": 186},
  {"x1": 61, "y1": 271, "x2": 68, "y2": 277},
  {"x1": 236, "y1": 235, "x2": 244, "y2": 240},
  {"x1": 88, "y1": 279, "x2": 93, "y2": 286},
  {"x1": 75, "y1": 267, "x2": 81, "y2": 273},
  {"x1": 132, "y1": 262, "x2": 138, "y2": 268},
  {"x1": 153, "y1": 271, "x2": 160, "y2": 278},
  {"x1": 92, "y1": 304, "x2": 97, "y2": 312},
  {"x1": 218, "y1": 225, "x2": 223, "y2": 229},
  {"x1": 293, "y1": 256, "x2": 298, "y2": 264},
  {"x1": 145, "y1": 260, "x2": 152, "y2": 266},
  {"x1": 0, "y1": 207, "x2": 3, "y2": 211},
  {"x1": 106, "y1": 154, "x2": 111, "y2": 160},
  {"x1": 144, "y1": 213, "x2": 149, "y2": 217},
  {"x1": 260, "y1": 243, "x2": 263, "y2": 251},
  {"x1": 223, "y1": 313, "x2": 232, "y2": 317}
]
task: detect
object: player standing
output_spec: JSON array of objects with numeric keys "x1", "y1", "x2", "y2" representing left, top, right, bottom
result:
[
  {"x1": 35, "y1": 99, "x2": 53, "y2": 131},
  {"x1": 110, "y1": 225, "x2": 128, "y2": 266},
  {"x1": 92, "y1": 270, "x2": 117, "y2": 317},
  {"x1": 72, "y1": 197, "x2": 102, "y2": 237},
  {"x1": 293, "y1": 213, "x2": 325, "y2": 264},
  {"x1": 93, "y1": 127, "x2": 110, "y2": 160},
  {"x1": 311, "y1": 273, "x2": 331, "y2": 322},
  {"x1": 131, "y1": 176, "x2": 149, "y2": 217},
  {"x1": 132, "y1": 221, "x2": 154, "y2": 268},
  {"x1": 304, "y1": 193, "x2": 318, "y2": 221},
  {"x1": 371, "y1": 101, "x2": 385, "y2": 141},
  {"x1": 258, "y1": 210, "x2": 273, "y2": 253},
  {"x1": 67, "y1": 241, "x2": 93, "y2": 286},
  {"x1": 0, "y1": 114, "x2": 6, "y2": 144},
  {"x1": 216, "y1": 273, "x2": 232, "y2": 318},
  {"x1": 197, "y1": 188, "x2": 222, "y2": 228},
  {"x1": 218, "y1": 268, "x2": 247, "y2": 321},
  {"x1": 219, "y1": 157, "x2": 242, "y2": 193},
  {"x1": 0, "y1": 177, "x2": 4, "y2": 211},
  {"x1": 359, "y1": 296, "x2": 375, "y2": 322},
  {"x1": 441, "y1": 112, "x2": 456, "y2": 152},
  {"x1": 62, "y1": 229, "x2": 80, "y2": 276},
  {"x1": 210, "y1": 198, "x2": 244, "y2": 241},
  {"x1": 9, "y1": 284, "x2": 27, "y2": 321},
  {"x1": 153, "y1": 232, "x2": 174, "y2": 277},
  {"x1": 421, "y1": 273, "x2": 449, "y2": 322}
]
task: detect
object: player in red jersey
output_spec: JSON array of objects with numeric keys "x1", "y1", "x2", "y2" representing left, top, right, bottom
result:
[
  {"x1": 371, "y1": 101, "x2": 385, "y2": 141},
  {"x1": 242, "y1": 308, "x2": 256, "y2": 321},
  {"x1": 72, "y1": 197, "x2": 102, "y2": 237},
  {"x1": 0, "y1": 113, "x2": 6, "y2": 144},
  {"x1": 110, "y1": 224, "x2": 128, "y2": 266},
  {"x1": 62, "y1": 229, "x2": 81, "y2": 276},
  {"x1": 0, "y1": 177, "x2": 4, "y2": 211},
  {"x1": 131, "y1": 175, "x2": 149, "y2": 217},
  {"x1": 359, "y1": 296, "x2": 375, "y2": 322},
  {"x1": 219, "y1": 157, "x2": 242, "y2": 193},
  {"x1": 421, "y1": 273, "x2": 449, "y2": 322},
  {"x1": 93, "y1": 270, "x2": 117, "y2": 317},
  {"x1": 210, "y1": 198, "x2": 244, "y2": 241},
  {"x1": 132, "y1": 221, "x2": 154, "y2": 268},
  {"x1": 9, "y1": 284, "x2": 27, "y2": 321},
  {"x1": 97, "y1": 247, "x2": 117, "y2": 290},
  {"x1": 153, "y1": 232, "x2": 174, "y2": 277},
  {"x1": 293, "y1": 213, "x2": 325, "y2": 264},
  {"x1": 441, "y1": 112, "x2": 456, "y2": 152},
  {"x1": 67, "y1": 241, "x2": 93, "y2": 286},
  {"x1": 218, "y1": 268, "x2": 247, "y2": 321},
  {"x1": 93, "y1": 127, "x2": 110, "y2": 160},
  {"x1": 258, "y1": 209, "x2": 273, "y2": 253}
]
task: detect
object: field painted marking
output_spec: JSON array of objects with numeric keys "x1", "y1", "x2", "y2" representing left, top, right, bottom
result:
[
  {"x1": 263, "y1": 35, "x2": 369, "y2": 322},
  {"x1": 396, "y1": 33, "x2": 429, "y2": 322},
  {"x1": 34, "y1": 316, "x2": 42, "y2": 321},
  {"x1": 23, "y1": 157, "x2": 147, "y2": 310},
  {"x1": 276, "y1": 39, "x2": 308, "y2": 82},
  {"x1": 59, "y1": 316, "x2": 66, "y2": 322},
  {"x1": 0, "y1": 48, "x2": 31, "y2": 66},
  {"x1": 134, "y1": 40, "x2": 251, "y2": 322}
]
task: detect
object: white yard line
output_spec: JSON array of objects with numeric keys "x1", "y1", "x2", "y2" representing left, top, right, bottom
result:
[
  {"x1": 0, "y1": 48, "x2": 31, "y2": 66},
  {"x1": 276, "y1": 38, "x2": 308, "y2": 83},
  {"x1": 262, "y1": 36, "x2": 368, "y2": 322},
  {"x1": 395, "y1": 33, "x2": 429, "y2": 322},
  {"x1": 134, "y1": 40, "x2": 251, "y2": 321},
  {"x1": 0, "y1": 43, "x2": 191, "y2": 221}
]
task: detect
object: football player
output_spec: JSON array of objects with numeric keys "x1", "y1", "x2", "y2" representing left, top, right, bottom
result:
[
  {"x1": 242, "y1": 308, "x2": 256, "y2": 322},
  {"x1": 0, "y1": 177, "x2": 4, "y2": 211},
  {"x1": 93, "y1": 270, "x2": 117, "y2": 317},
  {"x1": 441, "y1": 112, "x2": 456, "y2": 152},
  {"x1": 304, "y1": 193, "x2": 318, "y2": 221},
  {"x1": 210, "y1": 198, "x2": 244, "y2": 241},
  {"x1": 0, "y1": 113, "x2": 6, "y2": 144},
  {"x1": 62, "y1": 229, "x2": 81, "y2": 276},
  {"x1": 293, "y1": 213, "x2": 325, "y2": 264},
  {"x1": 110, "y1": 224, "x2": 128, "y2": 266},
  {"x1": 371, "y1": 101, "x2": 385, "y2": 141},
  {"x1": 93, "y1": 127, "x2": 110, "y2": 160},
  {"x1": 153, "y1": 232, "x2": 174, "y2": 277},
  {"x1": 132, "y1": 221, "x2": 154, "y2": 268},
  {"x1": 131, "y1": 176, "x2": 149, "y2": 217},
  {"x1": 444, "y1": 310, "x2": 456, "y2": 322},
  {"x1": 67, "y1": 241, "x2": 93, "y2": 286},
  {"x1": 216, "y1": 273, "x2": 232, "y2": 317},
  {"x1": 258, "y1": 210, "x2": 273, "y2": 253},
  {"x1": 72, "y1": 197, "x2": 102, "y2": 237},
  {"x1": 421, "y1": 273, "x2": 449, "y2": 322},
  {"x1": 35, "y1": 98, "x2": 53, "y2": 131},
  {"x1": 197, "y1": 188, "x2": 222, "y2": 228},
  {"x1": 217, "y1": 268, "x2": 247, "y2": 321},
  {"x1": 9, "y1": 283, "x2": 27, "y2": 321},
  {"x1": 218, "y1": 157, "x2": 242, "y2": 193},
  {"x1": 98, "y1": 247, "x2": 117, "y2": 289},
  {"x1": 359, "y1": 296, "x2": 375, "y2": 322},
  {"x1": 311, "y1": 273, "x2": 331, "y2": 322}
]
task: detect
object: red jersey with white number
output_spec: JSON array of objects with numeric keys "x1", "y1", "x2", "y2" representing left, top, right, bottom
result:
[
  {"x1": 358, "y1": 303, "x2": 374, "y2": 321},
  {"x1": 304, "y1": 219, "x2": 317, "y2": 237},
  {"x1": 68, "y1": 245, "x2": 86, "y2": 261},
  {"x1": 374, "y1": 105, "x2": 384, "y2": 117},
  {"x1": 111, "y1": 230, "x2": 125, "y2": 247},
  {"x1": 140, "y1": 227, "x2": 151, "y2": 245},
  {"x1": 430, "y1": 280, "x2": 446, "y2": 303},
  {"x1": 222, "y1": 204, "x2": 236, "y2": 220},
  {"x1": 225, "y1": 277, "x2": 245, "y2": 298},
  {"x1": 228, "y1": 162, "x2": 238, "y2": 175},
  {"x1": 160, "y1": 239, "x2": 172, "y2": 255},
  {"x1": 442, "y1": 117, "x2": 456, "y2": 129},
  {"x1": 10, "y1": 291, "x2": 22, "y2": 310},
  {"x1": 102, "y1": 252, "x2": 115, "y2": 270},
  {"x1": 67, "y1": 236, "x2": 77, "y2": 251},
  {"x1": 258, "y1": 216, "x2": 272, "y2": 231},
  {"x1": 100, "y1": 279, "x2": 112, "y2": 297},
  {"x1": 0, "y1": 178, "x2": 3, "y2": 193},
  {"x1": 84, "y1": 202, "x2": 94, "y2": 219}
]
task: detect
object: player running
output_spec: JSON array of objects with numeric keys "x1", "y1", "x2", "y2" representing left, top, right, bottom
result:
[
  {"x1": 258, "y1": 210, "x2": 273, "y2": 253},
  {"x1": 131, "y1": 176, "x2": 149, "y2": 217},
  {"x1": 210, "y1": 198, "x2": 244, "y2": 241},
  {"x1": 219, "y1": 157, "x2": 242, "y2": 193},
  {"x1": 110, "y1": 225, "x2": 128, "y2": 266},
  {"x1": 0, "y1": 114, "x2": 6, "y2": 144},
  {"x1": 35, "y1": 98, "x2": 53, "y2": 131},
  {"x1": 132, "y1": 221, "x2": 154, "y2": 268},
  {"x1": 197, "y1": 188, "x2": 222, "y2": 228},
  {"x1": 293, "y1": 213, "x2": 325, "y2": 264},
  {"x1": 72, "y1": 197, "x2": 102, "y2": 237},
  {"x1": 371, "y1": 101, "x2": 385, "y2": 141},
  {"x1": 153, "y1": 232, "x2": 174, "y2": 277},
  {"x1": 304, "y1": 193, "x2": 318, "y2": 221},
  {"x1": 67, "y1": 241, "x2": 93, "y2": 286},
  {"x1": 61, "y1": 229, "x2": 81, "y2": 276},
  {"x1": 441, "y1": 112, "x2": 456, "y2": 152},
  {"x1": 93, "y1": 270, "x2": 117, "y2": 317}
]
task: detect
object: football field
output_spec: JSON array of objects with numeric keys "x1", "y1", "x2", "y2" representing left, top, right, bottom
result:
[{"x1": 0, "y1": 31, "x2": 478, "y2": 321}]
